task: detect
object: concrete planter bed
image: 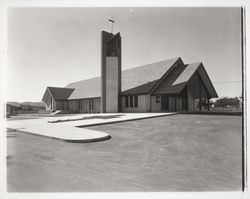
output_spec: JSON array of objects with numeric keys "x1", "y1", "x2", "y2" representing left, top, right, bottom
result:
[{"x1": 48, "y1": 114, "x2": 124, "y2": 123}]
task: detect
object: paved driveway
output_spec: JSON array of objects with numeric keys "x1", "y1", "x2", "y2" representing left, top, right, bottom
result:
[{"x1": 7, "y1": 114, "x2": 242, "y2": 192}]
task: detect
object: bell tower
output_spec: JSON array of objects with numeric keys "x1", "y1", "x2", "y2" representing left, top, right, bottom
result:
[{"x1": 101, "y1": 27, "x2": 121, "y2": 113}]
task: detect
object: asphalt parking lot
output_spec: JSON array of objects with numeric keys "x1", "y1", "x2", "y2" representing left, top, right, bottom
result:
[{"x1": 7, "y1": 114, "x2": 242, "y2": 192}]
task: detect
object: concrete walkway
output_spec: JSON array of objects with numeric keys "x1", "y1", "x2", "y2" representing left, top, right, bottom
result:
[{"x1": 7, "y1": 113, "x2": 176, "y2": 142}]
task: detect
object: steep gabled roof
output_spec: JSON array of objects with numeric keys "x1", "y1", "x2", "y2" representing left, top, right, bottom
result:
[
  {"x1": 152, "y1": 64, "x2": 187, "y2": 95},
  {"x1": 122, "y1": 62, "x2": 187, "y2": 96},
  {"x1": 123, "y1": 61, "x2": 218, "y2": 98},
  {"x1": 42, "y1": 87, "x2": 75, "y2": 101},
  {"x1": 172, "y1": 62, "x2": 218, "y2": 98},
  {"x1": 42, "y1": 57, "x2": 218, "y2": 101},
  {"x1": 172, "y1": 62, "x2": 201, "y2": 85},
  {"x1": 66, "y1": 57, "x2": 181, "y2": 100},
  {"x1": 121, "y1": 80, "x2": 159, "y2": 95},
  {"x1": 66, "y1": 77, "x2": 101, "y2": 99},
  {"x1": 122, "y1": 57, "x2": 181, "y2": 92}
]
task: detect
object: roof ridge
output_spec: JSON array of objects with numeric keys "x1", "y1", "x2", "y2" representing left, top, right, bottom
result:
[
  {"x1": 187, "y1": 61, "x2": 202, "y2": 65},
  {"x1": 122, "y1": 57, "x2": 181, "y2": 72},
  {"x1": 66, "y1": 76, "x2": 100, "y2": 86},
  {"x1": 48, "y1": 86, "x2": 75, "y2": 90}
]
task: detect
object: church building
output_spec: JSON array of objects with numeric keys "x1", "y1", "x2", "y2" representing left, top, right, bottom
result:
[{"x1": 42, "y1": 30, "x2": 218, "y2": 113}]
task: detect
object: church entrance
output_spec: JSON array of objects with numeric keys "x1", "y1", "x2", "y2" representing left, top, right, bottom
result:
[
  {"x1": 161, "y1": 94, "x2": 180, "y2": 112},
  {"x1": 180, "y1": 86, "x2": 188, "y2": 111},
  {"x1": 161, "y1": 95, "x2": 169, "y2": 111}
]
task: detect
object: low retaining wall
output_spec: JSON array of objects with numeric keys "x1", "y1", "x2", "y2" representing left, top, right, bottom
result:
[
  {"x1": 38, "y1": 110, "x2": 53, "y2": 114},
  {"x1": 18, "y1": 110, "x2": 38, "y2": 114}
]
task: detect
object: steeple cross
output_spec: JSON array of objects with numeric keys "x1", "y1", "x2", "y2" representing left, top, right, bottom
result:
[{"x1": 108, "y1": 17, "x2": 115, "y2": 34}]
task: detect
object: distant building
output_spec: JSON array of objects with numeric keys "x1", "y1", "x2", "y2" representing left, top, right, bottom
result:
[
  {"x1": 6, "y1": 102, "x2": 21, "y2": 117},
  {"x1": 42, "y1": 31, "x2": 218, "y2": 113}
]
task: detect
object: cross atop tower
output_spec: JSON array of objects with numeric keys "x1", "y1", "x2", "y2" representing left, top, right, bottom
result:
[{"x1": 108, "y1": 16, "x2": 115, "y2": 34}]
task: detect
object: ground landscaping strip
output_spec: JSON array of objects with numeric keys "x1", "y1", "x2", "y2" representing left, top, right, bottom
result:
[{"x1": 48, "y1": 114, "x2": 124, "y2": 123}]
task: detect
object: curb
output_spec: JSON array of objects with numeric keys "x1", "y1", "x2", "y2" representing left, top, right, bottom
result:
[
  {"x1": 7, "y1": 128, "x2": 112, "y2": 143},
  {"x1": 7, "y1": 113, "x2": 178, "y2": 143},
  {"x1": 76, "y1": 113, "x2": 179, "y2": 128},
  {"x1": 180, "y1": 111, "x2": 242, "y2": 116}
]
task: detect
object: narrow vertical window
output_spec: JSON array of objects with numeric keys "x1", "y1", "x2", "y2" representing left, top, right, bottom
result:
[
  {"x1": 134, "y1": 95, "x2": 138, "y2": 107},
  {"x1": 91, "y1": 99, "x2": 94, "y2": 110},
  {"x1": 89, "y1": 99, "x2": 91, "y2": 110},
  {"x1": 125, "y1": 96, "x2": 129, "y2": 107},
  {"x1": 130, "y1": 96, "x2": 134, "y2": 107}
]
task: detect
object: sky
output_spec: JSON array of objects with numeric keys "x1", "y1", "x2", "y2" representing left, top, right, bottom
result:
[{"x1": 6, "y1": 7, "x2": 242, "y2": 102}]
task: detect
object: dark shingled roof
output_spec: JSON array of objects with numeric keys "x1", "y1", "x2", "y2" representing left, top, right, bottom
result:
[
  {"x1": 121, "y1": 63, "x2": 188, "y2": 96},
  {"x1": 172, "y1": 62, "x2": 218, "y2": 98},
  {"x1": 172, "y1": 62, "x2": 201, "y2": 85},
  {"x1": 121, "y1": 80, "x2": 159, "y2": 95},
  {"x1": 66, "y1": 57, "x2": 181, "y2": 99},
  {"x1": 152, "y1": 64, "x2": 187, "y2": 95},
  {"x1": 121, "y1": 61, "x2": 218, "y2": 98},
  {"x1": 66, "y1": 77, "x2": 101, "y2": 99},
  {"x1": 47, "y1": 87, "x2": 75, "y2": 100},
  {"x1": 42, "y1": 57, "x2": 218, "y2": 100}
]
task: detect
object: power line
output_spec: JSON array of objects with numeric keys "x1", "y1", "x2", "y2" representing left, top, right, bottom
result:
[{"x1": 213, "y1": 81, "x2": 242, "y2": 84}]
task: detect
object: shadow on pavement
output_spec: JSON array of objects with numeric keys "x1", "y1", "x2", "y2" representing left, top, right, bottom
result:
[{"x1": 180, "y1": 111, "x2": 242, "y2": 116}]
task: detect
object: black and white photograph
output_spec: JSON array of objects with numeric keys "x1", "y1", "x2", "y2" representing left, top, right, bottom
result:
[{"x1": 0, "y1": 0, "x2": 248, "y2": 198}]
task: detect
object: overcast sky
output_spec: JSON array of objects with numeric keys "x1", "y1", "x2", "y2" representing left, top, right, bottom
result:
[{"x1": 7, "y1": 7, "x2": 242, "y2": 102}]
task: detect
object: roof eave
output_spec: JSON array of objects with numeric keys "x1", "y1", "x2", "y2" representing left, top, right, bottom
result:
[
  {"x1": 42, "y1": 87, "x2": 54, "y2": 102},
  {"x1": 120, "y1": 92, "x2": 149, "y2": 96},
  {"x1": 199, "y1": 63, "x2": 219, "y2": 98}
]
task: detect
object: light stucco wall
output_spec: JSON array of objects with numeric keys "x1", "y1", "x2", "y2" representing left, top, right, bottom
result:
[
  {"x1": 55, "y1": 101, "x2": 65, "y2": 110},
  {"x1": 44, "y1": 94, "x2": 52, "y2": 110},
  {"x1": 93, "y1": 98, "x2": 101, "y2": 113},
  {"x1": 151, "y1": 95, "x2": 183, "y2": 112},
  {"x1": 122, "y1": 95, "x2": 150, "y2": 113},
  {"x1": 105, "y1": 57, "x2": 119, "y2": 113},
  {"x1": 52, "y1": 99, "x2": 56, "y2": 111},
  {"x1": 151, "y1": 95, "x2": 161, "y2": 112},
  {"x1": 73, "y1": 100, "x2": 79, "y2": 112},
  {"x1": 45, "y1": 95, "x2": 53, "y2": 110},
  {"x1": 81, "y1": 99, "x2": 90, "y2": 113},
  {"x1": 45, "y1": 96, "x2": 54, "y2": 110},
  {"x1": 68, "y1": 100, "x2": 79, "y2": 112},
  {"x1": 48, "y1": 97, "x2": 100, "y2": 113},
  {"x1": 78, "y1": 98, "x2": 101, "y2": 113}
]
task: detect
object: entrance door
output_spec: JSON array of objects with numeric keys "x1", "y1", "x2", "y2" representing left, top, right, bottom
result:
[
  {"x1": 161, "y1": 95, "x2": 169, "y2": 111},
  {"x1": 180, "y1": 86, "x2": 188, "y2": 111}
]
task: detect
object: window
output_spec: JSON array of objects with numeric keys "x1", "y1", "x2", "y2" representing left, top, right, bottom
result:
[
  {"x1": 89, "y1": 99, "x2": 94, "y2": 110},
  {"x1": 156, "y1": 96, "x2": 160, "y2": 103},
  {"x1": 125, "y1": 96, "x2": 129, "y2": 107},
  {"x1": 134, "y1": 95, "x2": 138, "y2": 107},
  {"x1": 79, "y1": 100, "x2": 82, "y2": 110},
  {"x1": 50, "y1": 98, "x2": 53, "y2": 108},
  {"x1": 130, "y1": 96, "x2": 134, "y2": 107}
]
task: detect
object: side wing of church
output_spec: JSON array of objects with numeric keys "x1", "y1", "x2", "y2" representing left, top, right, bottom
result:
[{"x1": 42, "y1": 30, "x2": 218, "y2": 113}]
